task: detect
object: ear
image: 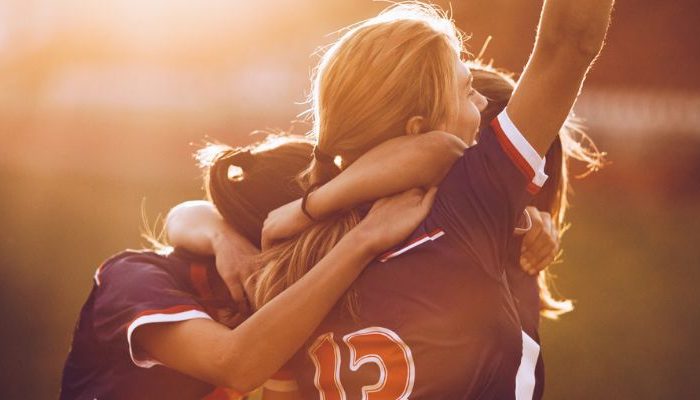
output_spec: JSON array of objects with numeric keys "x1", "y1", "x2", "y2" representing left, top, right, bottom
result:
[{"x1": 404, "y1": 116, "x2": 425, "y2": 136}]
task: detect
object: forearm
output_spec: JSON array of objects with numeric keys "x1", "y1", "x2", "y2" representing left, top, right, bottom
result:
[
  {"x1": 537, "y1": 0, "x2": 614, "y2": 56},
  {"x1": 166, "y1": 200, "x2": 248, "y2": 257},
  {"x1": 507, "y1": 0, "x2": 613, "y2": 155},
  {"x1": 310, "y1": 131, "x2": 464, "y2": 216},
  {"x1": 219, "y1": 229, "x2": 376, "y2": 390},
  {"x1": 137, "y1": 230, "x2": 374, "y2": 393}
]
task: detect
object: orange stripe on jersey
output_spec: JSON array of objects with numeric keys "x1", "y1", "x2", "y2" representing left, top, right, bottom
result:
[
  {"x1": 190, "y1": 263, "x2": 214, "y2": 300},
  {"x1": 490, "y1": 117, "x2": 541, "y2": 194}
]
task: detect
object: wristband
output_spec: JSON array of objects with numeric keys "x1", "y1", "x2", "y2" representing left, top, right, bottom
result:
[{"x1": 301, "y1": 183, "x2": 323, "y2": 221}]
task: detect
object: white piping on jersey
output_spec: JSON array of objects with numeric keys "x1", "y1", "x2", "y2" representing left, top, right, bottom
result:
[
  {"x1": 495, "y1": 110, "x2": 548, "y2": 188},
  {"x1": 513, "y1": 209, "x2": 533, "y2": 235},
  {"x1": 379, "y1": 229, "x2": 445, "y2": 263},
  {"x1": 127, "y1": 309, "x2": 212, "y2": 368},
  {"x1": 515, "y1": 331, "x2": 541, "y2": 400}
]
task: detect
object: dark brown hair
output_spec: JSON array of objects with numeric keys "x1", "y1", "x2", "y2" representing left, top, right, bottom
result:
[{"x1": 197, "y1": 136, "x2": 314, "y2": 248}]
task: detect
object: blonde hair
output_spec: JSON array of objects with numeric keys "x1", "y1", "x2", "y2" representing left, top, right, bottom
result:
[
  {"x1": 252, "y1": 2, "x2": 464, "y2": 313},
  {"x1": 469, "y1": 61, "x2": 605, "y2": 319}
]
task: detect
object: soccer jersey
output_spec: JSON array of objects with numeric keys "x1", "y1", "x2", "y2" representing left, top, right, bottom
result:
[
  {"x1": 60, "y1": 248, "x2": 243, "y2": 400},
  {"x1": 289, "y1": 110, "x2": 548, "y2": 399},
  {"x1": 505, "y1": 231, "x2": 545, "y2": 400}
]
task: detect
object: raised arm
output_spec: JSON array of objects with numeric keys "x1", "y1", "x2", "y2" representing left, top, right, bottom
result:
[
  {"x1": 507, "y1": 0, "x2": 614, "y2": 155},
  {"x1": 134, "y1": 188, "x2": 437, "y2": 393}
]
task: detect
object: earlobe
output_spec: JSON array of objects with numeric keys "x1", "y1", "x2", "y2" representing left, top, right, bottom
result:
[{"x1": 405, "y1": 116, "x2": 425, "y2": 136}]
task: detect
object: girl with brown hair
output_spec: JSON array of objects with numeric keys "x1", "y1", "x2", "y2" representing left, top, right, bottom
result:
[{"x1": 60, "y1": 135, "x2": 439, "y2": 400}]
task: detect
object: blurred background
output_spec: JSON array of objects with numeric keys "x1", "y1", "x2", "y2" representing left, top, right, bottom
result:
[{"x1": 1, "y1": 0, "x2": 698, "y2": 398}]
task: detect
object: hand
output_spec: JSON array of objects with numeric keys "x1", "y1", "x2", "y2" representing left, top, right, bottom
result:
[
  {"x1": 210, "y1": 224, "x2": 261, "y2": 310},
  {"x1": 518, "y1": 206, "x2": 560, "y2": 275},
  {"x1": 261, "y1": 198, "x2": 313, "y2": 250},
  {"x1": 356, "y1": 187, "x2": 438, "y2": 255}
]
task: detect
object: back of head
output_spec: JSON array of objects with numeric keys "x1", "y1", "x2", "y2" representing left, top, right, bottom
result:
[
  {"x1": 254, "y1": 3, "x2": 465, "y2": 313},
  {"x1": 199, "y1": 135, "x2": 314, "y2": 248},
  {"x1": 306, "y1": 2, "x2": 464, "y2": 186}
]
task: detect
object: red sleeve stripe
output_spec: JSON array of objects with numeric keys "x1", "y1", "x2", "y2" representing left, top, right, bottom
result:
[
  {"x1": 379, "y1": 229, "x2": 445, "y2": 263},
  {"x1": 126, "y1": 307, "x2": 212, "y2": 369},
  {"x1": 490, "y1": 111, "x2": 548, "y2": 194}
]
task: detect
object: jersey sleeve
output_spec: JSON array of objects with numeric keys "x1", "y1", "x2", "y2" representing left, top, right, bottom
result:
[
  {"x1": 430, "y1": 110, "x2": 548, "y2": 277},
  {"x1": 92, "y1": 255, "x2": 212, "y2": 368}
]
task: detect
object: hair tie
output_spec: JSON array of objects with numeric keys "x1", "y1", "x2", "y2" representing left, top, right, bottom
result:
[
  {"x1": 232, "y1": 150, "x2": 256, "y2": 169},
  {"x1": 301, "y1": 183, "x2": 323, "y2": 221},
  {"x1": 313, "y1": 146, "x2": 335, "y2": 165}
]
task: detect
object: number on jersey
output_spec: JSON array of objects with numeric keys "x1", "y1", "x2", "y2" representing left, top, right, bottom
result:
[{"x1": 308, "y1": 327, "x2": 415, "y2": 400}]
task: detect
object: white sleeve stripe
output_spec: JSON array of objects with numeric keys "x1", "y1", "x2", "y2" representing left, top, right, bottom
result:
[
  {"x1": 495, "y1": 110, "x2": 548, "y2": 187},
  {"x1": 126, "y1": 309, "x2": 212, "y2": 369},
  {"x1": 263, "y1": 379, "x2": 299, "y2": 392}
]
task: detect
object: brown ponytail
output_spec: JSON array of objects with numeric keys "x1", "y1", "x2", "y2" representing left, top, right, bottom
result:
[{"x1": 197, "y1": 136, "x2": 314, "y2": 248}]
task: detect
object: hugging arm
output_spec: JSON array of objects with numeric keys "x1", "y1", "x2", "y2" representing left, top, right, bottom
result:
[
  {"x1": 507, "y1": 0, "x2": 614, "y2": 155},
  {"x1": 166, "y1": 201, "x2": 259, "y2": 304},
  {"x1": 135, "y1": 188, "x2": 437, "y2": 394},
  {"x1": 262, "y1": 131, "x2": 465, "y2": 245}
]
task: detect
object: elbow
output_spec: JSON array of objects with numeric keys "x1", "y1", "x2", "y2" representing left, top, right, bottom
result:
[
  {"x1": 224, "y1": 372, "x2": 266, "y2": 395},
  {"x1": 422, "y1": 131, "x2": 466, "y2": 159},
  {"x1": 214, "y1": 351, "x2": 265, "y2": 394},
  {"x1": 416, "y1": 131, "x2": 465, "y2": 184}
]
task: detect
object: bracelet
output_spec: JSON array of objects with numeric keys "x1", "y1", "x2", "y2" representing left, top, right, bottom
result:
[{"x1": 301, "y1": 183, "x2": 323, "y2": 222}]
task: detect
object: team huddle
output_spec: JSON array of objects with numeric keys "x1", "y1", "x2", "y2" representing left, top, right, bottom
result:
[{"x1": 60, "y1": 1, "x2": 613, "y2": 399}]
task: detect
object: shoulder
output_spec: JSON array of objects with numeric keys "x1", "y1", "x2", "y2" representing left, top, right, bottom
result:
[{"x1": 94, "y1": 249, "x2": 190, "y2": 288}]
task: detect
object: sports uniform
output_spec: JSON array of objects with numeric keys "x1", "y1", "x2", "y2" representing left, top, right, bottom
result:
[
  {"x1": 505, "y1": 231, "x2": 545, "y2": 400},
  {"x1": 60, "y1": 249, "x2": 243, "y2": 400},
  {"x1": 286, "y1": 111, "x2": 547, "y2": 399}
]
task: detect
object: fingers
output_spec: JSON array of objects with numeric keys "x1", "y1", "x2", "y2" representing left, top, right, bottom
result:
[
  {"x1": 224, "y1": 279, "x2": 246, "y2": 305},
  {"x1": 521, "y1": 208, "x2": 544, "y2": 250},
  {"x1": 520, "y1": 209, "x2": 560, "y2": 275}
]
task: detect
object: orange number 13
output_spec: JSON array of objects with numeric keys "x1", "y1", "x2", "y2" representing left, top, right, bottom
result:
[{"x1": 308, "y1": 327, "x2": 415, "y2": 400}]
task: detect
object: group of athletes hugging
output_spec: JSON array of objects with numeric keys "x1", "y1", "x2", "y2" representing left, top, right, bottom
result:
[{"x1": 60, "y1": 1, "x2": 613, "y2": 399}]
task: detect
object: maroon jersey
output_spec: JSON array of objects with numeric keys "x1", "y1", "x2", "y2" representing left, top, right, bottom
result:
[
  {"x1": 60, "y1": 248, "x2": 240, "y2": 400},
  {"x1": 289, "y1": 111, "x2": 548, "y2": 399},
  {"x1": 505, "y1": 227, "x2": 545, "y2": 400}
]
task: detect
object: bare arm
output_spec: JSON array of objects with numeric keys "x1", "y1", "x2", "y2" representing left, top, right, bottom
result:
[
  {"x1": 135, "y1": 188, "x2": 437, "y2": 393},
  {"x1": 262, "y1": 132, "x2": 464, "y2": 246},
  {"x1": 166, "y1": 200, "x2": 259, "y2": 304},
  {"x1": 507, "y1": 0, "x2": 614, "y2": 155},
  {"x1": 309, "y1": 131, "x2": 465, "y2": 217}
]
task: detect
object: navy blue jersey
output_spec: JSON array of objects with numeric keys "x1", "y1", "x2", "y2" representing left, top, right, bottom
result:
[
  {"x1": 505, "y1": 225, "x2": 545, "y2": 400},
  {"x1": 60, "y1": 248, "x2": 241, "y2": 400},
  {"x1": 288, "y1": 111, "x2": 548, "y2": 400}
]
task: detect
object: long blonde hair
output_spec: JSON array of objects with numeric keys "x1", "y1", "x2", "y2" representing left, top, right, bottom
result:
[
  {"x1": 253, "y1": 2, "x2": 464, "y2": 312},
  {"x1": 470, "y1": 61, "x2": 605, "y2": 319}
]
